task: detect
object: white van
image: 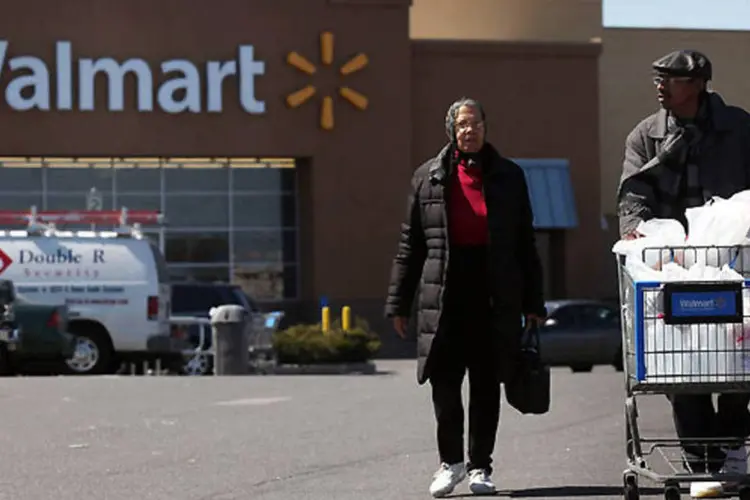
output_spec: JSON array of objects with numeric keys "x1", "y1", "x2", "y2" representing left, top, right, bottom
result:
[{"x1": 0, "y1": 229, "x2": 176, "y2": 374}]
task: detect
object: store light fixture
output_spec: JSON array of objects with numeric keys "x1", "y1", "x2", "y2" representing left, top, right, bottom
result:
[{"x1": 0, "y1": 157, "x2": 296, "y2": 169}]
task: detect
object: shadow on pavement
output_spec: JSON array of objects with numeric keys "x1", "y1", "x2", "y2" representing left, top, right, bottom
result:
[
  {"x1": 268, "y1": 369, "x2": 398, "y2": 376},
  {"x1": 450, "y1": 485, "x2": 679, "y2": 497}
]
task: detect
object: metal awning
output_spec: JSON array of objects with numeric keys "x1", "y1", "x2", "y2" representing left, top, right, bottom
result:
[{"x1": 514, "y1": 158, "x2": 578, "y2": 229}]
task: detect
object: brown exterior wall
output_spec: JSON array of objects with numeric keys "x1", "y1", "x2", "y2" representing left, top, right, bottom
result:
[
  {"x1": 0, "y1": 0, "x2": 605, "y2": 355},
  {"x1": 411, "y1": 40, "x2": 606, "y2": 299}
]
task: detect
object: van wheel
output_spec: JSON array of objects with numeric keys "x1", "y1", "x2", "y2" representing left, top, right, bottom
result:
[
  {"x1": 65, "y1": 326, "x2": 114, "y2": 375},
  {"x1": 0, "y1": 343, "x2": 14, "y2": 376}
]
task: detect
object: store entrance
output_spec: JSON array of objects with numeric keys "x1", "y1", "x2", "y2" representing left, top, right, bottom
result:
[{"x1": 0, "y1": 156, "x2": 300, "y2": 302}]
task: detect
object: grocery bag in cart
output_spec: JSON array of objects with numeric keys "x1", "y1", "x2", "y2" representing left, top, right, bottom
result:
[{"x1": 612, "y1": 190, "x2": 750, "y2": 384}]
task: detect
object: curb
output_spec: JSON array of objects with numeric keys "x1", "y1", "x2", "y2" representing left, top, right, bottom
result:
[{"x1": 262, "y1": 361, "x2": 377, "y2": 375}]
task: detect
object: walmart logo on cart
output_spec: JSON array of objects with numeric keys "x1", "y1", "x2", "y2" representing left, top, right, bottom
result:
[
  {"x1": 680, "y1": 297, "x2": 727, "y2": 310},
  {"x1": 673, "y1": 292, "x2": 735, "y2": 317}
]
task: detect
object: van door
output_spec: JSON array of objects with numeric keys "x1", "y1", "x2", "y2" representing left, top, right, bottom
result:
[{"x1": 147, "y1": 242, "x2": 171, "y2": 335}]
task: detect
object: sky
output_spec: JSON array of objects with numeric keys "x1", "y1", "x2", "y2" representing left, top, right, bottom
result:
[{"x1": 603, "y1": 0, "x2": 750, "y2": 30}]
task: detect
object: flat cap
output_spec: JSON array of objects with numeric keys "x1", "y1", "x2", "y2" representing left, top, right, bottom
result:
[{"x1": 652, "y1": 49, "x2": 712, "y2": 80}]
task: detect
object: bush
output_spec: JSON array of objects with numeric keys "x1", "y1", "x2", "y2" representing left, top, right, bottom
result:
[{"x1": 273, "y1": 316, "x2": 382, "y2": 365}]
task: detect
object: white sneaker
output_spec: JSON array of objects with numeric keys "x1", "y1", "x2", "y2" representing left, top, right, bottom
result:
[
  {"x1": 429, "y1": 462, "x2": 466, "y2": 498},
  {"x1": 468, "y1": 469, "x2": 496, "y2": 495},
  {"x1": 689, "y1": 446, "x2": 747, "y2": 498},
  {"x1": 690, "y1": 481, "x2": 723, "y2": 498}
]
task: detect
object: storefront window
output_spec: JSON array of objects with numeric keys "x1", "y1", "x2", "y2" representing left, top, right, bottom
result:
[
  {"x1": 168, "y1": 265, "x2": 230, "y2": 283},
  {"x1": 0, "y1": 159, "x2": 300, "y2": 300},
  {"x1": 165, "y1": 231, "x2": 230, "y2": 263},
  {"x1": 232, "y1": 193, "x2": 296, "y2": 228},
  {"x1": 232, "y1": 229, "x2": 296, "y2": 263},
  {"x1": 166, "y1": 194, "x2": 229, "y2": 228},
  {"x1": 232, "y1": 263, "x2": 297, "y2": 301},
  {"x1": 231, "y1": 167, "x2": 296, "y2": 192},
  {"x1": 0, "y1": 168, "x2": 43, "y2": 192},
  {"x1": 164, "y1": 167, "x2": 229, "y2": 192},
  {"x1": 114, "y1": 167, "x2": 162, "y2": 192},
  {"x1": 0, "y1": 193, "x2": 45, "y2": 211},
  {"x1": 46, "y1": 168, "x2": 114, "y2": 193},
  {"x1": 47, "y1": 192, "x2": 114, "y2": 212},
  {"x1": 115, "y1": 193, "x2": 162, "y2": 212}
]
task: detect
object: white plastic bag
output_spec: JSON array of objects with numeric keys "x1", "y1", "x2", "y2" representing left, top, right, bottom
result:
[
  {"x1": 685, "y1": 196, "x2": 750, "y2": 247},
  {"x1": 611, "y1": 190, "x2": 750, "y2": 382},
  {"x1": 729, "y1": 188, "x2": 750, "y2": 205},
  {"x1": 612, "y1": 218, "x2": 687, "y2": 275},
  {"x1": 682, "y1": 198, "x2": 750, "y2": 270}
]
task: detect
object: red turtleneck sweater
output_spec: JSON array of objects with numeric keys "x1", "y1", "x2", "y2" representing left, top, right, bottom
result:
[{"x1": 448, "y1": 157, "x2": 489, "y2": 245}]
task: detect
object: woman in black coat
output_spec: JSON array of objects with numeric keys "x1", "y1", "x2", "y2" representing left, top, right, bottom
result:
[{"x1": 385, "y1": 97, "x2": 546, "y2": 498}]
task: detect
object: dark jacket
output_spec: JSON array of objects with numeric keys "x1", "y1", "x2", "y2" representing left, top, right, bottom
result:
[
  {"x1": 617, "y1": 92, "x2": 750, "y2": 237},
  {"x1": 385, "y1": 142, "x2": 545, "y2": 384}
]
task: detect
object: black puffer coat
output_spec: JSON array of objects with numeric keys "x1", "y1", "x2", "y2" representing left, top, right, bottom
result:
[{"x1": 385, "y1": 142, "x2": 545, "y2": 384}]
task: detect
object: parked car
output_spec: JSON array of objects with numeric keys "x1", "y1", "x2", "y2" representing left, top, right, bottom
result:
[
  {"x1": 170, "y1": 282, "x2": 260, "y2": 375},
  {"x1": 0, "y1": 280, "x2": 75, "y2": 375},
  {"x1": 538, "y1": 299, "x2": 622, "y2": 373}
]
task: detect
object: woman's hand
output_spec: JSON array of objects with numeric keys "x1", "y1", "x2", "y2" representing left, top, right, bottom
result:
[
  {"x1": 393, "y1": 316, "x2": 409, "y2": 339},
  {"x1": 525, "y1": 314, "x2": 545, "y2": 331}
]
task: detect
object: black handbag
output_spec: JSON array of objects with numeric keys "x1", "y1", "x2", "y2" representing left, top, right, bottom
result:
[{"x1": 505, "y1": 324, "x2": 550, "y2": 415}]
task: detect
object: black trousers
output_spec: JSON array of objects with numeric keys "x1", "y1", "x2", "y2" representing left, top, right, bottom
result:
[
  {"x1": 428, "y1": 246, "x2": 500, "y2": 474},
  {"x1": 671, "y1": 393, "x2": 750, "y2": 472}
]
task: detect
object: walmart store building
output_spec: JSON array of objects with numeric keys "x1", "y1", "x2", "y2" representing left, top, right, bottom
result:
[{"x1": 0, "y1": 0, "x2": 604, "y2": 342}]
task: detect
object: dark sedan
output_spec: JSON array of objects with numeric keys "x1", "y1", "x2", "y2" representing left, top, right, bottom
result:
[{"x1": 538, "y1": 299, "x2": 622, "y2": 373}]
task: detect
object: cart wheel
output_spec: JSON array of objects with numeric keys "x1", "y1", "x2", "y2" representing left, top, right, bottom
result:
[
  {"x1": 623, "y1": 473, "x2": 639, "y2": 500},
  {"x1": 739, "y1": 486, "x2": 750, "y2": 500},
  {"x1": 624, "y1": 482, "x2": 640, "y2": 500},
  {"x1": 663, "y1": 484, "x2": 680, "y2": 500}
]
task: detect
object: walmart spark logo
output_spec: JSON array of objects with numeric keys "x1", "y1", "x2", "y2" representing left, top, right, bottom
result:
[{"x1": 285, "y1": 32, "x2": 369, "y2": 131}]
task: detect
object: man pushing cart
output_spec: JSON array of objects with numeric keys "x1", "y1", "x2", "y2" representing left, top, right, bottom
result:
[{"x1": 617, "y1": 49, "x2": 750, "y2": 499}]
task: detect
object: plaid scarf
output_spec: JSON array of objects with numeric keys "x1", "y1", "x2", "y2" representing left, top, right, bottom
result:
[{"x1": 622, "y1": 95, "x2": 713, "y2": 231}]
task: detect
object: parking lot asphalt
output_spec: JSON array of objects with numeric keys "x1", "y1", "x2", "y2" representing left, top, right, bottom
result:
[{"x1": 0, "y1": 360, "x2": 685, "y2": 500}]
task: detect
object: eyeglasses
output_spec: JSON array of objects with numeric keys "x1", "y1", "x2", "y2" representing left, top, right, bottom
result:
[
  {"x1": 653, "y1": 75, "x2": 694, "y2": 86},
  {"x1": 455, "y1": 120, "x2": 484, "y2": 132}
]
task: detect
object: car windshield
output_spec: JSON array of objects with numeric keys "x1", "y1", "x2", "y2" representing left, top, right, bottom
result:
[
  {"x1": 171, "y1": 284, "x2": 250, "y2": 313},
  {"x1": 228, "y1": 287, "x2": 251, "y2": 309}
]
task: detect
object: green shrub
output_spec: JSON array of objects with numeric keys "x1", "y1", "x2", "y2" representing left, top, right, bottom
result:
[{"x1": 273, "y1": 316, "x2": 381, "y2": 364}]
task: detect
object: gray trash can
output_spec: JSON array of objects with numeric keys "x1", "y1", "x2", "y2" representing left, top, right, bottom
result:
[{"x1": 210, "y1": 304, "x2": 249, "y2": 375}]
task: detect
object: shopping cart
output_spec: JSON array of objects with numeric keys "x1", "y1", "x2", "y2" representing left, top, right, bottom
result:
[
  {"x1": 247, "y1": 311, "x2": 284, "y2": 373},
  {"x1": 617, "y1": 245, "x2": 750, "y2": 500}
]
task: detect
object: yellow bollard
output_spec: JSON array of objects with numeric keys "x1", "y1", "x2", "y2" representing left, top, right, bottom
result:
[
  {"x1": 342, "y1": 306, "x2": 351, "y2": 331},
  {"x1": 321, "y1": 306, "x2": 330, "y2": 333}
]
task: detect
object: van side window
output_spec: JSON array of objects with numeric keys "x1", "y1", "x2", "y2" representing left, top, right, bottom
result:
[{"x1": 148, "y1": 243, "x2": 170, "y2": 284}]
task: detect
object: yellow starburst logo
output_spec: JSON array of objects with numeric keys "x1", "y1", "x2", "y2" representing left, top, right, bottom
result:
[{"x1": 285, "y1": 32, "x2": 369, "y2": 131}]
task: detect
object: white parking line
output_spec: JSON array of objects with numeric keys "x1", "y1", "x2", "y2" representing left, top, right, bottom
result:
[{"x1": 214, "y1": 396, "x2": 290, "y2": 407}]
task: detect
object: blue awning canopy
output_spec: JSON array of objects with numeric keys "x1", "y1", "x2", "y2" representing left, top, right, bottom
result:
[{"x1": 513, "y1": 158, "x2": 578, "y2": 229}]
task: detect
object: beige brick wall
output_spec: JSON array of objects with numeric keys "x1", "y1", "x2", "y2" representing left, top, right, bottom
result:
[{"x1": 410, "y1": 0, "x2": 602, "y2": 42}]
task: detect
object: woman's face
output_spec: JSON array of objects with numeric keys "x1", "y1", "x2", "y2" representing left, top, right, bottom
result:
[{"x1": 455, "y1": 105, "x2": 485, "y2": 153}]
